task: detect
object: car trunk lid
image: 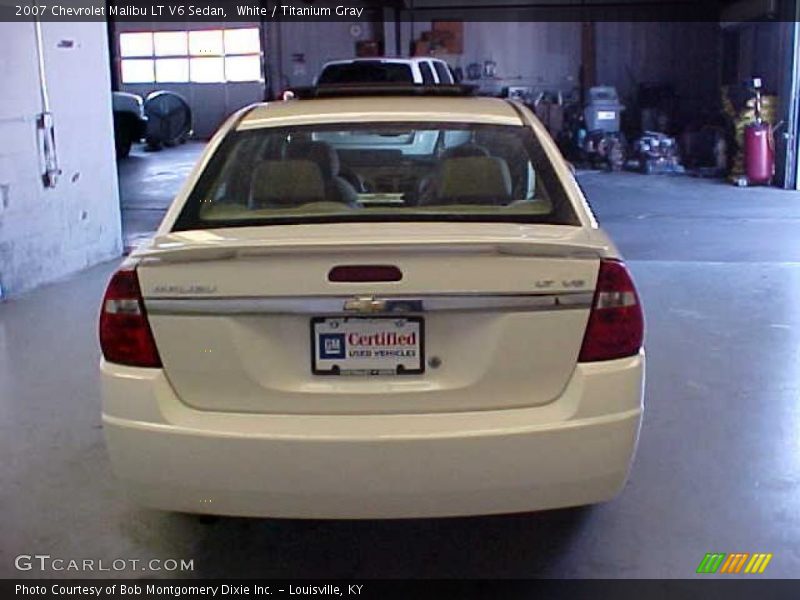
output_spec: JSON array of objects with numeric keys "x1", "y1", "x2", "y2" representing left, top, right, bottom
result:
[{"x1": 136, "y1": 223, "x2": 605, "y2": 415}]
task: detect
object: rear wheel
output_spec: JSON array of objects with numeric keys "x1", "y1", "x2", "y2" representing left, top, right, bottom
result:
[
  {"x1": 115, "y1": 134, "x2": 132, "y2": 159},
  {"x1": 113, "y1": 118, "x2": 133, "y2": 158}
]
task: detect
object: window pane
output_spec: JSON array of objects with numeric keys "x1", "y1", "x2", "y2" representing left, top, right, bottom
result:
[
  {"x1": 190, "y1": 57, "x2": 224, "y2": 82},
  {"x1": 154, "y1": 31, "x2": 188, "y2": 56},
  {"x1": 225, "y1": 55, "x2": 261, "y2": 82},
  {"x1": 433, "y1": 62, "x2": 452, "y2": 84},
  {"x1": 419, "y1": 62, "x2": 434, "y2": 85},
  {"x1": 155, "y1": 58, "x2": 189, "y2": 82},
  {"x1": 119, "y1": 32, "x2": 153, "y2": 57},
  {"x1": 224, "y1": 28, "x2": 261, "y2": 54},
  {"x1": 120, "y1": 59, "x2": 154, "y2": 83},
  {"x1": 189, "y1": 30, "x2": 223, "y2": 56}
]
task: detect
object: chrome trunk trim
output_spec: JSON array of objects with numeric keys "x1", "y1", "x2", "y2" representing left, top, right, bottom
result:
[{"x1": 145, "y1": 292, "x2": 594, "y2": 316}]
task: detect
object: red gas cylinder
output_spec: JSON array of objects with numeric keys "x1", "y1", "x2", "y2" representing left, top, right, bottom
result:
[{"x1": 744, "y1": 122, "x2": 775, "y2": 185}]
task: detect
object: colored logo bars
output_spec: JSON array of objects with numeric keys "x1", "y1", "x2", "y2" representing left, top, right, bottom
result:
[{"x1": 696, "y1": 553, "x2": 773, "y2": 574}]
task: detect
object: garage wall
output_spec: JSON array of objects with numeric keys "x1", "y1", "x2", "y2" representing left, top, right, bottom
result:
[
  {"x1": 734, "y1": 21, "x2": 791, "y2": 94},
  {"x1": 267, "y1": 18, "x2": 384, "y2": 92},
  {"x1": 113, "y1": 21, "x2": 266, "y2": 139},
  {"x1": 595, "y1": 21, "x2": 722, "y2": 117},
  {"x1": 392, "y1": 21, "x2": 582, "y2": 94},
  {"x1": 0, "y1": 22, "x2": 121, "y2": 298},
  {"x1": 394, "y1": 18, "x2": 720, "y2": 115},
  {"x1": 459, "y1": 21, "x2": 580, "y2": 94},
  {"x1": 395, "y1": 0, "x2": 727, "y2": 109}
]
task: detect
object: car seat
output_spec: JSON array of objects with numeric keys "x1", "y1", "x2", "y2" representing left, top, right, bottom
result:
[
  {"x1": 426, "y1": 156, "x2": 513, "y2": 206},
  {"x1": 416, "y1": 143, "x2": 491, "y2": 204},
  {"x1": 286, "y1": 141, "x2": 359, "y2": 206},
  {"x1": 249, "y1": 160, "x2": 326, "y2": 208}
]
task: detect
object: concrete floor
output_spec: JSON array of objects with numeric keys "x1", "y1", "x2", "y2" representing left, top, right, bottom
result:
[{"x1": 2, "y1": 145, "x2": 800, "y2": 578}]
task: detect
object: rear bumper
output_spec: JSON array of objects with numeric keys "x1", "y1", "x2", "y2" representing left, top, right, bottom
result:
[{"x1": 101, "y1": 353, "x2": 644, "y2": 518}]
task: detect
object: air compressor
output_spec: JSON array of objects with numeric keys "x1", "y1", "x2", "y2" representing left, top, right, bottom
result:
[{"x1": 741, "y1": 78, "x2": 775, "y2": 186}]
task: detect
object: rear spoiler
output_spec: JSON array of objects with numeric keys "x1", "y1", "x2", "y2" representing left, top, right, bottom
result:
[{"x1": 136, "y1": 237, "x2": 610, "y2": 264}]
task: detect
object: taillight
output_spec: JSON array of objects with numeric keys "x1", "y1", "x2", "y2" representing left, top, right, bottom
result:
[
  {"x1": 578, "y1": 259, "x2": 644, "y2": 362},
  {"x1": 99, "y1": 268, "x2": 161, "y2": 368}
]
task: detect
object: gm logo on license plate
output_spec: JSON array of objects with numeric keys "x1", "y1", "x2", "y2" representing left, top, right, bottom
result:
[{"x1": 319, "y1": 333, "x2": 346, "y2": 359}]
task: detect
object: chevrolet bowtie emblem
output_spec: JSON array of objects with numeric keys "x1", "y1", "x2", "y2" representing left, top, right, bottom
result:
[{"x1": 343, "y1": 296, "x2": 387, "y2": 313}]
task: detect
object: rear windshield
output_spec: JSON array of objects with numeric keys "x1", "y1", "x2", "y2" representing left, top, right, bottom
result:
[
  {"x1": 318, "y1": 62, "x2": 414, "y2": 84},
  {"x1": 173, "y1": 122, "x2": 580, "y2": 231}
]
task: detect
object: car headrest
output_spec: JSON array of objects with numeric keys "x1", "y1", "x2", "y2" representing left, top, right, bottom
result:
[
  {"x1": 440, "y1": 143, "x2": 490, "y2": 160},
  {"x1": 250, "y1": 160, "x2": 326, "y2": 207},
  {"x1": 286, "y1": 141, "x2": 340, "y2": 179},
  {"x1": 436, "y1": 156, "x2": 512, "y2": 204}
]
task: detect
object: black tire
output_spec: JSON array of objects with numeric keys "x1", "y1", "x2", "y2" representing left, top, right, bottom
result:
[
  {"x1": 115, "y1": 133, "x2": 131, "y2": 159},
  {"x1": 113, "y1": 118, "x2": 132, "y2": 158},
  {"x1": 145, "y1": 136, "x2": 163, "y2": 152}
]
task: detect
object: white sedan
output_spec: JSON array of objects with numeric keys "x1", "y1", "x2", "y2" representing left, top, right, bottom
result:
[{"x1": 99, "y1": 88, "x2": 645, "y2": 519}]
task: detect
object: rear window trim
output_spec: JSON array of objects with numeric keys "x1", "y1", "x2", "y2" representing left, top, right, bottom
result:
[{"x1": 172, "y1": 121, "x2": 581, "y2": 232}]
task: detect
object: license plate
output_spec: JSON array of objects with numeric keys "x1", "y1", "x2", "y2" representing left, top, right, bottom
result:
[
  {"x1": 597, "y1": 110, "x2": 616, "y2": 120},
  {"x1": 311, "y1": 317, "x2": 424, "y2": 376}
]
